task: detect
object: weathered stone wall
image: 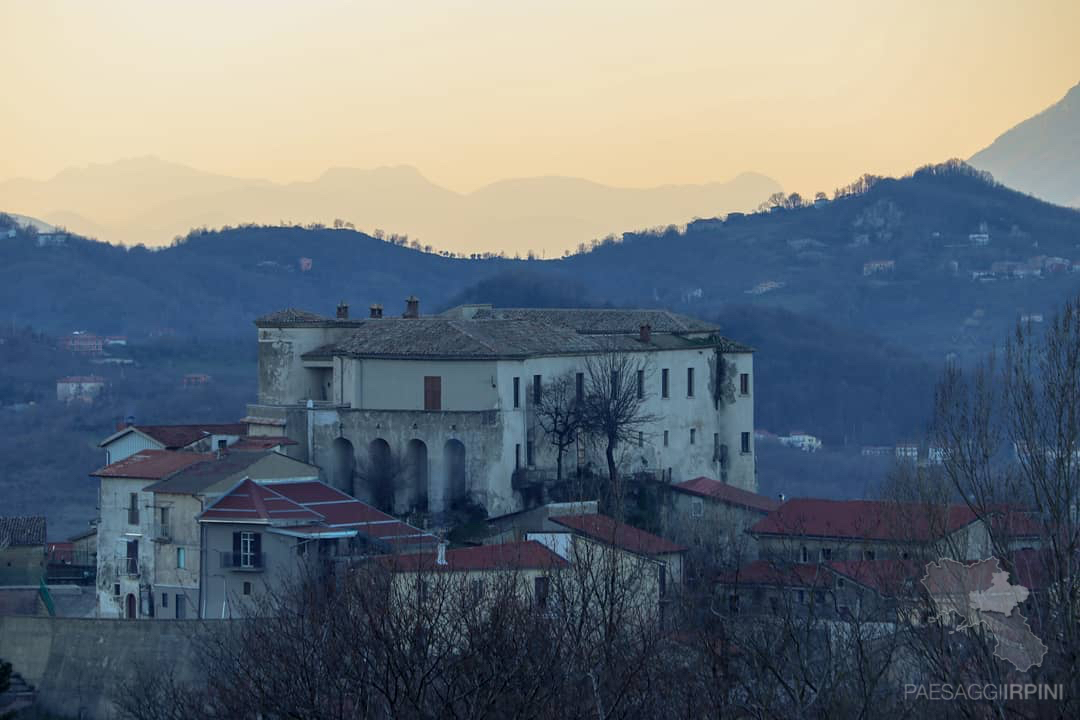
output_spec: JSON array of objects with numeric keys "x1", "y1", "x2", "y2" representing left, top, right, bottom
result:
[{"x1": 0, "y1": 616, "x2": 203, "y2": 719}]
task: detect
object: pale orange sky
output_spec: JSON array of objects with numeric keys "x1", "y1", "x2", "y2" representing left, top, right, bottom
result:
[{"x1": 1, "y1": 0, "x2": 1078, "y2": 195}]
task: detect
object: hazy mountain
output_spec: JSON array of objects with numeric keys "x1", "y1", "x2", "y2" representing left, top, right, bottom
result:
[
  {"x1": 0, "y1": 157, "x2": 781, "y2": 254},
  {"x1": 970, "y1": 81, "x2": 1080, "y2": 207}
]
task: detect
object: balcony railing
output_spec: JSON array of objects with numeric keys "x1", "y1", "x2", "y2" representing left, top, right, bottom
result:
[
  {"x1": 152, "y1": 523, "x2": 171, "y2": 543},
  {"x1": 220, "y1": 551, "x2": 266, "y2": 572},
  {"x1": 115, "y1": 557, "x2": 140, "y2": 578}
]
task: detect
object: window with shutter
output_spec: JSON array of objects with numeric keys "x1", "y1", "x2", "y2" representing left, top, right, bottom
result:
[{"x1": 423, "y1": 376, "x2": 442, "y2": 410}]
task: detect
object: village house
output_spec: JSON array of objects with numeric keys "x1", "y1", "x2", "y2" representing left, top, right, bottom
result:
[
  {"x1": 59, "y1": 331, "x2": 103, "y2": 355},
  {"x1": 55, "y1": 376, "x2": 106, "y2": 404},
  {"x1": 0, "y1": 516, "x2": 47, "y2": 586},
  {"x1": 661, "y1": 476, "x2": 779, "y2": 567},
  {"x1": 244, "y1": 301, "x2": 756, "y2": 519},
  {"x1": 862, "y1": 260, "x2": 895, "y2": 276},
  {"x1": 779, "y1": 431, "x2": 822, "y2": 452},
  {"x1": 198, "y1": 477, "x2": 436, "y2": 618},
  {"x1": 90, "y1": 447, "x2": 323, "y2": 619},
  {"x1": 99, "y1": 422, "x2": 251, "y2": 464}
]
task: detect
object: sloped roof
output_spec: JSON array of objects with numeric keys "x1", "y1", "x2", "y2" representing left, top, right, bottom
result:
[
  {"x1": 827, "y1": 559, "x2": 921, "y2": 596},
  {"x1": 142, "y1": 451, "x2": 274, "y2": 495},
  {"x1": 230, "y1": 436, "x2": 297, "y2": 451},
  {"x1": 672, "y1": 477, "x2": 780, "y2": 514},
  {"x1": 550, "y1": 514, "x2": 686, "y2": 555},
  {"x1": 460, "y1": 306, "x2": 721, "y2": 335},
  {"x1": 383, "y1": 540, "x2": 569, "y2": 572},
  {"x1": 92, "y1": 449, "x2": 211, "y2": 480},
  {"x1": 99, "y1": 423, "x2": 246, "y2": 450},
  {"x1": 255, "y1": 308, "x2": 330, "y2": 325},
  {"x1": 199, "y1": 478, "x2": 324, "y2": 524},
  {"x1": 748, "y1": 499, "x2": 979, "y2": 542},
  {"x1": 0, "y1": 516, "x2": 46, "y2": 546}
]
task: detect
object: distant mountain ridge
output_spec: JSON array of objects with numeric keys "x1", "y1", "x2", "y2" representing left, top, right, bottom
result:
[
  {"x1": 970, "y1": 81, "x2": 1080, "y2": 207},
  {"x1": 0, "y1": 157, "x2": 781, "y2": 255}
]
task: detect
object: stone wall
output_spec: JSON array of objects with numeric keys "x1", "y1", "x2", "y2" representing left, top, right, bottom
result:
[{"x1": 0, "y1": 616, "x2": 202, "y2": 719}]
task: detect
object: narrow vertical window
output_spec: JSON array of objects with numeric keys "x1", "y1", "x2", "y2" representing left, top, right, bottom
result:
[
  {"x1": 176, "y1": 547, "x2": 186, "y2": 569},
  {"x1": 128, "y1": 493, "x2": 139, "y2": 525},
  {"x1": 513, "y1": 377, "x2": 520, "y2": 408},
  {"x1": 575, "y1": 372, "x2": 584, "y2": 403},
  {"x1": 526, "y1": 440, "x2": 534, "y2": 466},
  {"x1": 515, "y1": 443, "x2": 521, "y2": 469},
  {"x1": 740, "y1": 372, "x2": 750, "y2": 395},
  {"x1": 533, "y1": 374, "x2": 542, "y2": 404},
  {"x1": 637, "y1": 431, "x2": 643, "y2": 447},
  {"x1": 690, "y1": 428, "x2": 696, "y2": 445},
  {"x1": 663, "y1": 430, "x2": 669, "y2": 447},
  {"x1": 661, "y1": 369, "x2": 669, "y2": 398},
  {"x1": 741, "y1": 431, "x2": 751, "y2": 454},
  {"x1": 687, "y1": 367, "x2": 695, "y2": 397},
  {"x1": 423, "y1": 376, "x2": 442, "y2": 410},
  {"x1": 636, "y1": 369, "x2": 644, "y2": 399},
  {"x1": 713, "y1": 433, "x2": 720, "y2": 460}
]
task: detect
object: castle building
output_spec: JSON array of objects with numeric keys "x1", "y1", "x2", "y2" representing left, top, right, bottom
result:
[{"x1": 244, "y1": 300, "x2": 756, "y2": 517}]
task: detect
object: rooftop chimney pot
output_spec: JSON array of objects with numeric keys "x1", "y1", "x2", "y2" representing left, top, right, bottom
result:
[
  {"x1": 369, "y1": 304, "x2": 383, "y2": 319},
  {"x1": 336, "y1": 301, "x2": 349, "y2": 320},
  {"x1": 403, "y1": 296, "x2": 420, "y2": 319},
  {"x1": 639, "y1": 324, "x2": 652, "y2": 343}
]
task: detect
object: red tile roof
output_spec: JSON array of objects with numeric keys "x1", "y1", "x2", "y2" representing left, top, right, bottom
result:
[
  {"x1": 200, "y1": 478, "x2": 324, "y2": 524},
  {"x1": 93, "y1": 449, "x2": 211, "y2": 480},
  {"x1": 748, "y1": 499, "x2": 979, "y2": 542},
  {"x1": 673, "y1": 477, "x2": 780, "y2": 513},
  {"x1": 138, "y1": 423, "x2": 246, "y2": 448},
  {"x1": 383, "y1": 540, "x2": 569, "y2": 572},
  {"x1": 230, "y1": 436, "x2": 298, "y2": 451},
  {"x1": 550, "y1": 514, "x2": 686, "y2": 555},
  {"x1": 827, "y1": 559, "x2": 921, "y2": 596}
]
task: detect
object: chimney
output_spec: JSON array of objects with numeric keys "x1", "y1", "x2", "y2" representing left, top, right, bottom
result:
[
  {"x1": 336, "y1": 301, "x2": 349, "y2": 320},
  {"x1": 369, "y1": 303, "x2": 383, "y2": 319},
  {"x1": 125, "y1": 415, "x2": 135, "y2": 427},
  {"x1": 639, "y1": 324, "x2": 651, "y2": 343},
  {"x1": 436, "y1": 541, "x2": 448, "y2": 566},
  {"x1": 403, "y1": 295, "x2": 420, "y2": 319},
  {"x1": 778, "y1": 493, "x2": 786, "y2": 503}
]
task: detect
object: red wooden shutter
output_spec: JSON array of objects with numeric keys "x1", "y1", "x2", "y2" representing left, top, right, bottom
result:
[{"x1": 424, "y1": 376, "x2": 441, "y2": 410}]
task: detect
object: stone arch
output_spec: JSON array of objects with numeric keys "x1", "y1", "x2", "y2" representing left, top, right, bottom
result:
[
  {"x1": 360, "y1": 438, "x2": 395, "y2": 512},
  {"x1": 405, "y1": 439, "x2": 429, "y2": 513},
  {"x1": 330, "y1": 437, "x2": 355, "y2": 495},
  {"x1": 125, "y1": 593, "x2": 137, "y2": 619},
  {"x1": 444, "y1": 439, "x2": 467, "y2": 509}
]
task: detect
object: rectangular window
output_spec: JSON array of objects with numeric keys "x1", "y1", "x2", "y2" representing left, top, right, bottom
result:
[
  {"x1": 176, "y1": 547, "x2": 186, "y2": 569},
  {"x1": 741, "y1": 432, "x2": 751, "y2": 454},
  {"x1": 160, "y1": 506, "x2": 170, "y2": 527},
  {"x1": 161, "y1": 592, "x2": 168, "y2": 608},
  {"x1": 128, "y1": 493, "x2": 139, "y2": 525},
  {"x1": 113, "y1": 583, "x2": 120, "y2": 597},
  {"x1": 423, "y1": 376, "x2": 442, "y2": 411},
  {"x1": 575, "y1": 372, "x2": 584, "y2": 403},
  {"x1": 720, "y1": 444, "x2": 729, "y2": 470},
  {"x1": 533, "y1": 374, "x2": 542, "y2": 404},
  {"x1": 637, "y1": 431, "x2": 643, "y2": 447},
  {"x1": 661, "y1": 369, "x2": 669, "y2": 398},
  {"x1": 515, "y1": 444, "x2": 521, "y2": 470},
  {"x1": 687, "y1": 367, "x2": 695, "y2": 397},
  {"x1": 513, "y1": 377, "x2": 520, "y2": 408},
  {"x1": 740, "y1": 373, "x2": 750, "y2": 395},
  {"x1": 243, "y1": 581, "x2": 252, "y2": 596},
  {"x1": 526, "y1": 440, "x2": 534, "y2": 467},
  {"x1": 175, "y1": 594, "x2": 186, "y2": 619},
  {"x1": 534, "y1": 576, "x2": 550, "y2": 608},
  {"x1": 864, "y1": 550, "x2": 875, "y2": 561},
  {"x1": 663, "y1": 430, "x2": 669, "y2": 447},
  {"x1": 713, "y1": 433, "x2": 720, "y2": 461},
  {"x1": 636, "y1": 369, "x2": 644, "y2": 399},
  {"x1": 125, "y1": 539, "x2": 138, "y2": 575},
  {"x1": 658, "y1": 564, "x2": 667, "y2": 598},
  {"x1": 691, "y1": 497, "x2": 704, "y2": 518},
  {"x1": 690, "y1": 428, "x2": 696, "y2": 445},
  {"x1": 233, "y1": 531, "x2": 261, "y2": 568},
  {"x1": 821, "y1": 548, "x2": 833, "y2": 562}
]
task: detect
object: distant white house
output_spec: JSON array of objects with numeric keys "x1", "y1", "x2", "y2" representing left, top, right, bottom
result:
[
  {"x1": 56, "y1": 376, "x2": 105, "y2": 404},
  {"x1": 895, "y1": 442, "x2": 919, "y2": 461},
  {"x1": 862, "y1": 260, "x2": 895, "y2": 276},
  {"x1": 35, "y1": 231, "x2": 69, "y2": 248},
  {"x1": 779, "y1": 432, "x2": 822, "y2": 453},
  {"x1": 969, "y1": 233, "x2": 990, "y2": 246}
]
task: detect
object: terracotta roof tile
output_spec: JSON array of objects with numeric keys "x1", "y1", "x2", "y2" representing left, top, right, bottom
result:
[
  {"x1": 133, "y1": 424, "x2": 246, "y2": 449},
  {"x1": 384, "y1": 540, "x2": 569, "y2": 572},
  {"x1": 93, "y1": 449, "x2": 212, "y2": 480},
  {"x1": 673, "y1": 477, "x2": 779, "y2": 513},
  {"x1": 551, "y1": 514, "x2": 686, "y2": 555},
  {"x1": 748, "y1": 498, "x2": 979, "y2": 542},
  {"x1": 200, "y1": 479, "x2": 324, "y2": 524},
  {"x1": 0, "y1": 516, "x2": 46, "y2": 546}
]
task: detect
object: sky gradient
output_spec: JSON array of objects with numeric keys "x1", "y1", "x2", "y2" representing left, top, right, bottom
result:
[{"x1": 2, "y1": 0, "x2": 1078, "y2": 195}]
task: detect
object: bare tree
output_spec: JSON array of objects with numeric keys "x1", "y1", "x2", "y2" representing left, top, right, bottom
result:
[
  {"x1": 534, "y1": 372, "x2": 583, "y2": 487},
  {"x1": 580, "y1": 352, "x2": 657, "y2": 514}
]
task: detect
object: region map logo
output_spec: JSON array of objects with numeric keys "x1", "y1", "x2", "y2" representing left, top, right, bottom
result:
[{"x1": 921, "y1": 557, "x2": 1047, "y2": 672}]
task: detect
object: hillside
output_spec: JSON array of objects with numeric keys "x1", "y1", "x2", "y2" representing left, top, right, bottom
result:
[
  {"x1": 0, "y1": 157, "x2": 780, "y2": 256},
  {"x1": 970, "y1": 81, "x2": 1080, "y2": 207},
  {"x1": 4, "y1": 161, "x2": 1080, "y2": 368}
]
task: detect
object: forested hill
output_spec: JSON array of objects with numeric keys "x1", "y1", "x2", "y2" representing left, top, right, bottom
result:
[{"x1": 3, "y1": 160, "x2": 1080, "y2": 366}]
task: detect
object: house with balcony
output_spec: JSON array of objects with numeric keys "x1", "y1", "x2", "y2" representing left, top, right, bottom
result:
[
  {"x1": 244, "y1": 299, "x2": 755, "y2": 519},
  {"x1": 198, "y1": 477, "x2": 436, "y2": 617}
]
